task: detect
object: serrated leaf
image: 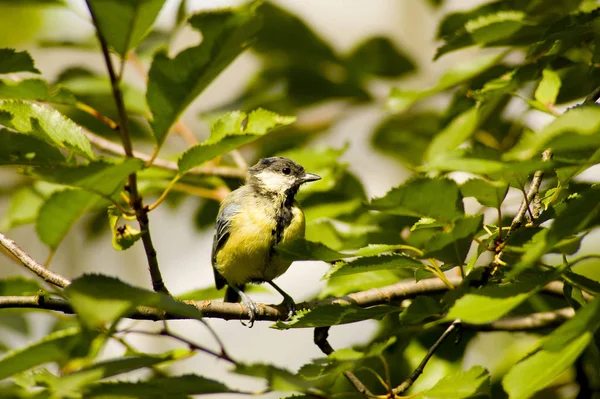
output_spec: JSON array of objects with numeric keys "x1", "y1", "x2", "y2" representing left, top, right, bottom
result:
[
  {"x1": 425, "y1": 107, "x2": 479, "y2": 164},
  {"x1": 273, "y1": 303, "x2": 400, "y2": 329},
  {"x1": 460, "y1": 178, "x2": 508, "y2": 208},
  {"x1": 534, "y1": 69, "x2": 561, "y2": 108},
  {"x1": 107, "y1": 206, "x2": 142, "y2": 251},
  {"x1": 0, "y1": 328, "x2": 84, "y2": 380},
  {"x1": 86, "y1": 0, "x2": 165, "y2": 57},
  {"x1": 147, "y1": 5, "x2": 260, "y2": 147},
  {"x1": 178, "y1": 109, "x2": 295, "y2": 173},
  {"x1": 277, "y1": 240, "x2": 407, "y2": 263},
  {"x1": 0, "y1": 100, "x2": 93, "y2": 158},
  {"x1": 399, "y1": 296, "x2": 443, "y2": 326},
  {"x1": 33, "y1": 159, "x2": 144, "y2": 197},
  {"x1": 36, "y1": 189, "x2": 101, "y2": 250},
  {"x1": 368, "y1": 177, "x2": 464, "y2": 222},
  {"x1": 235, "y1": 363, "x2": 312, "y2": 392},
  {"x1": 324, "y1": 254, "x2": 423, "y2": 279},
  {"x1": 387, "y1": 53, "x2": 501, "y2": 113},
  {"x1": 86, "y1": 374, "x2": 232, "y2": 397},
  {"x1": 0, "y1": 128, "x2": 65, "y2": 166},
  {"x1": 445, "y1": 278, "x2": 549, "y2": 324},
  {"x1": 0, "y1": 78, "x2": 76, "y2": 104},
  {"x1": 418, "y1": 365, "x2": 490, "y2": 398},
  {"x1": 0, "y1": 49, "x2": 39, "y2": 74},
  {"x1": 424, "y1": 153, "x2": 548, "y2": 177},
  {"x1": 65, "y1": 274, "x2": 203, "y2": 328}
]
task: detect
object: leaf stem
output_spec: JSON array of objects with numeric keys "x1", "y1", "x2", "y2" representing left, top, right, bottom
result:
[
  {"x1": 87, "y1": 1, "x2": 170, "y2": 295},
  {"x1": 147, "y1": 174, "x2": 182, "y2": 211}
]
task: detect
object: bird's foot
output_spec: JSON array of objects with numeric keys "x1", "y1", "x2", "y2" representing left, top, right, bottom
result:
[
  {"x1": 239, "y1": 291, "x2": 258, "y2": 328},
  {"x1": 280, "y1": 295, "x2": 296, "y2": 320}
]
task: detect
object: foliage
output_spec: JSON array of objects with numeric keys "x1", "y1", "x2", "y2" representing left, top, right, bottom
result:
[{"x1": 0, "y1": 0, "x2": 600, "y2": 398}]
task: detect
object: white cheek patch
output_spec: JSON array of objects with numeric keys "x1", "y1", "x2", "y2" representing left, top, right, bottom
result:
[{"x1": 257, "y1": 171, "x2": 294, "y2": 192}]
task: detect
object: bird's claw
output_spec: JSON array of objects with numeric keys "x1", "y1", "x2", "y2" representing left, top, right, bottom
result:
[
  {"x1": 240, "y1": 293, "x2": 258, "y2": 328},
  {"x1": 281, "y1": 296, "x2": 296, "y2": 320}
]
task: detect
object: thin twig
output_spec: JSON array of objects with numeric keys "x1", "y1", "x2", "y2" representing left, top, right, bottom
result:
[
  {"x1": 0, "y1": 233, "x2": 70, "y2": 288},
  {"x1": 87, "y1": 2, "x2": 169, "y2": 295},
  {"x1": 85, "y1": 131, "x2": 246, "y2": 179},
  {"x1": 584, "y1": 84, "x2": 600, "y2": 105},
  {"x1": 393, "y1": 320, "x2": 461, "y2": 395},
  {"x1": 314, "y1": 327, "x2": 375, "y2": 398}
]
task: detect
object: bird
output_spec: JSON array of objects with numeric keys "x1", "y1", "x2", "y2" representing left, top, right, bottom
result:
[{"x1": 211, "y1": 156, "x2": 321, "y2": 327}]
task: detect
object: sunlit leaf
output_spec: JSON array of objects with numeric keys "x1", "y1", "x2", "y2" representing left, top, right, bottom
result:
[
  {"x1": 534, "y1": 69, "x2": 561, "y2": 108},
  {"x1": 425, "y1": 107, "x2": 479, "y2": 163},
  {"x1": 107, "y1": 206, "x2": 142, "y2": 251},
  {"x1": 324, "y1": 254, "x2": 423, "y2": 279},
  {"x1": 0, "y1": 78, "x2": 76, "y2": 103},
  {"x1": 418, "y1": 365, "x2": 490, "y2": 398}
]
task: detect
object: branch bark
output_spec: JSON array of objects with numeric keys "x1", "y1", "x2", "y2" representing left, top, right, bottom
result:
[{"x1": 0, "y1": 233, "x2": 70, "y2": 288}]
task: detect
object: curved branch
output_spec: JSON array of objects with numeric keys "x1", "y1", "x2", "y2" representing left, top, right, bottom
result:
[{"x1": 0, "y1": 233, "x2": 70, "y2": 288}]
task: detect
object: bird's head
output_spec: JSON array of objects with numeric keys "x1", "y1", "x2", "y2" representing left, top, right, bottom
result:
[{"x1": 247, "y1": 157, "x2": 321, "y2": 197}]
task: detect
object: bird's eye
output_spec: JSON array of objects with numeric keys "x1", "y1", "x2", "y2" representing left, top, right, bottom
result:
[{"x1": 282, "y1": 167, "x2": 291, "y2": 175}]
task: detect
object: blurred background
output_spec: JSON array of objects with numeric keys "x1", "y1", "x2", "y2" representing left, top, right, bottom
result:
[{"x1": 0, "y1": 0, "x2": 570, "y2": 397}]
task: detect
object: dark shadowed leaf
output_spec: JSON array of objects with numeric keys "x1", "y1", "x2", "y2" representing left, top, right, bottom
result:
[
  {"x1": 0, "y1": 49, "x2": 39, "y2": 74},
  {"x1": 235, "y1": 363, "x2": 312, "y2": 391},
  {"x1": 86, "y1": 374, "x2": 232, "y2": 397},
  {"x1": 36, "y1": 189, "x2": 101, "y2": 250},
  {"x1": 33, "y1": 159, "x2": 145, "y2": 197},
  {"x1": 424, "y1": 215, "x2": 483, "y2": 264},
  {"x1": 324, "y1": 254, "x2": 423, "y2": 279},
  {"x1": 0, "y1": 100, "x2": 93, "y2": 158},
  {"x1": 368, "y1": 177, "x2": 464, "y2": 222},
  {"x1": 147, "y1": 4, "x2": 260, "y2": 146},
  {"x1": 86, "y1": 0, "x2": 166, "y2": 57},
  {"x1": 347, "y1": 36, "x2": 415, "y2": 78},
  {"x1": 0, "y1": 129, "x2": 65, "y2": 166},
  {"x1": 399, "y1": 296, "x2": 443, "y2": 326}
]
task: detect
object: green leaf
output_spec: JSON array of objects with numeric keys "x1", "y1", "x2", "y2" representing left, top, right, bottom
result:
[
  {"x1": 387, "y1": 53, "x2": 501, "y2": 113},
  {"x1": 0, "y1": 276, "x2": 42, "y2": 295},
  {"x1": 418, "y1": 365, "x2": 490, "y2": 398},
  {"x1": 107, "y1": 206, "x2": 143, "y2": 251},
  {"x1": 0, "y1": 49, "x2": 39, "y2": 74},
  {"x1": 347, "y1": 36, "x2": 415, "y2": 78},
  {"x1": 33, "y1": 159, "x2": 145, "y2": 197},
  {"x1": 534, "y1": 69, "x2": 561, "y2": 108},
  {"x1": 0, "y1": 100, "x2": 94, "y2": 158},
  {"x1": 505, "y1": 107, "x2": 600, "y2": 161},
  {"x1": 277, "y1": 240, "x2": 407, "y2": 262},
  {"x1": 86, "y1": 0, "x2": 166, "y2": 57},
  {"x1": 178, "y1": 109, "x2": 295, "y2": 173},
  {"x1": 65, "y1": 274, "x2": 204, "y2": 328},
  {"x1": 372, "y1": 112, "x2": 442, "y2": 168},
  {"x1": 460, "y1": 178, "x2": 508, "y2": 208},
  {"x1": 86, "y1": 374, "x2": 232, "y2": 397},
  {"x1": 36, "y1": 189, "x2": 101, "y2": 250},
  {"x1": 424, "y1": 153, "x2": 547, "y2": 177},
  {"x1": 445, "y1": 278, "x2": 548, "y2": 324},
  {"x1": 273, "y1": 304, "x2": 400, "y2": 329},
  {"x1": 0, "y1": 186, "x2": 45, "y2": 231},
  {"x1": 0, "y1": 78, "x2": 76, "y2": 103},
  {"x1": 368, "y1": 177, "x2": 464, "y2": 222},
  {"x1": 147, "y1": 5, "x2": 260, "y2": 147},
  {"x1": 0, "y1": 128, "x2": 65, "y2": 166},
  {"x1": 424, "y1": 215, "x2": 483, "y2": 265},
  {"x1": 324, "y1": 254, "x2": 423, "y2": 279},
  {"x1": 425, "y1": 107, "x2": 479, "y2": 163},
  {"x1": 0, "y1": 328, "x2": 84, "y2": 380},
  {"x1": 503, "y1": 333, "x2": 591, "y2": 399},
  {"x1": 235, "y1": 363, "x2": 312, "y2": 392},
  {"x1": 399, "y1": 296, "x2": 443, "y2": 326}
]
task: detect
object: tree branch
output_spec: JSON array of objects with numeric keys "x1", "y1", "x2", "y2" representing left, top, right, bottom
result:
[
  {"x1": 314, "y1": 327, "x2": 376, "y2": 398},
  {"x1": 0, "y1": 233, "x2": 70, "y2": 288},
  {"x1": 87, "y1": 2, "x2": 169, "y2": 295},
  {"x1": 393, "y1": 320, "x2": 461, "y2": 395},
  {"x1": 85, "y1": 131, "x2": 246, "y2": 179}
]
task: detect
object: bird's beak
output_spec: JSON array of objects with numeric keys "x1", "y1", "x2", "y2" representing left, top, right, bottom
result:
[{"x1": 302, "y1": 173, "x2": 321, "y2": 183}]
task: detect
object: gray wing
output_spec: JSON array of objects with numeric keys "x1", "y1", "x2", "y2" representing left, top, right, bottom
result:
[{"x1": 212, "y1": 202, "x2": 240, "y2": 290}]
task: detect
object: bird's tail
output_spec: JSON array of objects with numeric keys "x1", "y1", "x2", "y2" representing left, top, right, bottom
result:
[{"x1": 224, "y1": 285, "x2": 244, "y2": 303}]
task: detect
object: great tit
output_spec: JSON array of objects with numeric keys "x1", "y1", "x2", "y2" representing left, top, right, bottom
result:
[{"x1": 211, "y1": 156, "x2": 321, "y2": 326}]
